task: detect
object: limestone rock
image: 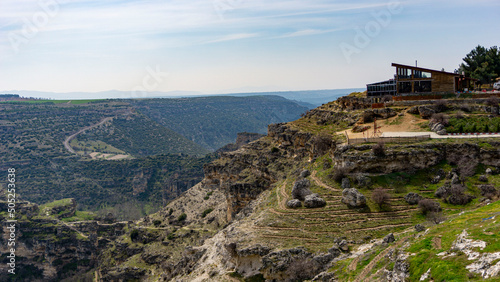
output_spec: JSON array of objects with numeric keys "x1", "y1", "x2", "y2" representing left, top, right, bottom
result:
[
  {"x1": 291, "y1": 178, "x2": 312, "y2": 201},
  {"x1": 478, "y1": 175, "x2": 488, "y2": 182},
  {"x1": 341, "y1": 188, "x2": 366, "y2": 207},
  {"x1": 418, "y1": 106, "x2": 436, "y2": 119},
  {"x1": 287, "y1": 199, "x2": 302, "y2": 209},
  {"x1": 356, "y1": 174, "x2": 372, "y2": 188},
  {"x1": 338, "y1": 240, "x2": 349, "y2": 252},
  {"x1": 304, "y1": 194, "x2": 326, "y2": 208},
  {"x1": 414, "y1": 224, "x2": 426, "y2": 232},
  {"x1": 383, "y1": 233, "x2": 395, "y2": 244},
  {"x1": 341, "y1": 178, "x2": 351, "y2": 189},
  {"x1": 327, "y1": 245, "x2": 341, "y2": 257},
  {"x1": 486, "y1": 168, "x2": 493, "y2": 175},
  {"x1": 404, "y1": 192, "x2": 423, "y2": 205},
  {"x1": 451, "y1": 173, "x2": 460, "y2": 184},
  {"x1": 300, "y1": 169, "x2": 311, "y2": 178}
]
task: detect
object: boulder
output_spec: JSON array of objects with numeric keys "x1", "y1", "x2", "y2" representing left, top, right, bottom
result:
[
  {"x1": 407, "y1": 106, "x2": 420, "y2": 114},
  {"x1": 287, "y1": 199, "x2": 302, "y2": 209},
  {"x1": 304, "y1": 194, "x2": 326, "y2": 208},
  {"x1": 430, "y1": 175, "x2": 441, "y2": 184},
  {"x1": 300, "y1": 170, "x2": 311, "y2": 178},
  {"x1": 327, "y1": 245, "x2": 341, "y2": 257},
  {"x1": 486, "y1": 168, "x2": 493, "y2": 175},
  {"x1": 356, "y1": 175, "x2": 372, "y2": 188},
  {"x1": 451, "y1": 173, "x2": 460, "y2": 184},
  {"x1": 341, "y1": 178, "x2": 351, "y2": 189},
  {"x1": 418, "y1": 106, "x2": 436, "y2": 119},
  {"x1": 404, "y1": 192, "x2": 423, "y2": 205},
  {"x1": 291, "y1": 179, "x2": 312, "y2": 201},
  {"x1": 436, "y1": 129, "x2": 447, "y2": 135},
  {"x1": 383, "y1": 233, "x2": 395, "y2": 244},
  {"x1": 341, "y1": 188, "x2": 366, "y2": 207},
  {"x1": 478, "y1": 175, "x2": 488, "y2": 182},
  {"x1": 414, "y1": 224, "x2": 426, "y2": 232},
  {"x1": 434, "y1": 186, "x2": 449, "y2": 198},
  {"x1": 338, "y1": 240, "x2": 349, "y2": 252}
]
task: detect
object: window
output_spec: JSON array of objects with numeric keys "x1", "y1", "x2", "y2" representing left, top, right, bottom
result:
[
  {"x1": 414, "y1": 71, "x2": 432, "y2": 78},
  {"x1": 415, "y1": 81, "x2": 431, "y2": 92},
  {"x1": 398, "y1": 82, "x2": 412, "y2": 93}
]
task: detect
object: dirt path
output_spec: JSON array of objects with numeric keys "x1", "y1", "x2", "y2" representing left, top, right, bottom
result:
[
  {"x1": 277, "y1": 182, "x2": 289, "y2": 210},
  {"x1": 354, "y1": 235, "x2": 410, "y2": 282},
  {"x1": 63, "y1": 117, "x2": 113, "y2": 154},
  {"x1": 311, "y1": 171, "x2": 342, "y2": 192}
]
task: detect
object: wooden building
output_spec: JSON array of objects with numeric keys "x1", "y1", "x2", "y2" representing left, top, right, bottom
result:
[{"x1": 367, "y1": 63, "x2": 477, "y2": 97}]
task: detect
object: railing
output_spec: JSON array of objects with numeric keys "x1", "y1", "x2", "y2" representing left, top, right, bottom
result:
[{"x1": 346, "y1": 135, "x2": 431, "y2": 145}]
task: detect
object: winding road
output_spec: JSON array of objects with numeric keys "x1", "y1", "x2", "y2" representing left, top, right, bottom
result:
[{"x1": 63, "y1": 117, "x2": 113, "y2": 154}]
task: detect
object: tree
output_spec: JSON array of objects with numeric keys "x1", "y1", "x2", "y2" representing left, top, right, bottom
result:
[
  {"x1": 459, "y1": 45, "x2": 500, "y2": 86},
  {"x1": 372, "y1": 188, "x2": 390, "y2": 207}
]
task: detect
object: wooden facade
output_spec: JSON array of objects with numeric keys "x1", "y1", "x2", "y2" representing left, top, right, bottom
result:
[{"x1": 367, "y1": 63, "x2": 477, "y2": 97}]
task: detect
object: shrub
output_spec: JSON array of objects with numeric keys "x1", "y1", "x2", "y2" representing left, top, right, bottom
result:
[
  {"x1": 478, "y1": 184, "x2": 499, "y2": 200},
  {"x1": 372, "y1": 142, "x2": 385, "y2": 157},
  {"x1": 431, "y1": 113, "x2": 449, "y2": 126},
  {"x1": 330, "y1": 167, "x2": 348, "y2": 183},
  {"x1": 362, "y1": 111, "x2": 374, "y2": 123},
  {"x1": 323, "y1": 158, "x2": 332, "y2": 169},
  {"x1": 455, "y1": 111, "x2": 465, "y2": 119},
  {"x1": 418, "y1": 199, "x2": 441, "y2": 215},
  {"x1": 201, "y1": 208, "x2": 214, "y2": 218},
  {"x1": 457, "y1": 157, "x2": 478, "y2": 177},
  {"x1": 486, "y1": 96, "x2": 499, "y2": 107},
  {"x1": 310, "y1": 133, "x2": 335, "y2": 156},
  {"x1": 270, "y1": 147, "x2": 279, "y2": 153},
  {"x1": 130, "y1": 229, "x2": 140, "y2": 241},
  {"x1": 177, "y1": 213, "x2": 187, "y2": 222},
  {"x1": 435, "y1": 100, "x2": 448, "y2": 112},
  {"x1": 372, "y1": 189, "x2": 390, "y2": 207},
  {"x1": 427, "y1": 211, "x2": 445, "y2": 224},
  {"x1": 153, "y1": 219, "x2": 162, "y2": 227}
]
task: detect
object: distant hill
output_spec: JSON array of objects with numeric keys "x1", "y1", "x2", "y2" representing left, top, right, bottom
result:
[{"x1": 131, "y1": 95, "x2": 309, "y2": 150}]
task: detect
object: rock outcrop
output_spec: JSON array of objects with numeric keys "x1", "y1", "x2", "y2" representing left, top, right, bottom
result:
[
  {"x1": 304, "y1": 194, "x2": 326, "y2": 208},
  {"x1": 341, "y1": 188, "x2": 367, "y2": 207}
]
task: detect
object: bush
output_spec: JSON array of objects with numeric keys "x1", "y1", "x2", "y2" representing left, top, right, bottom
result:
[
  {"x1": 310, "y1": 133, "x2": 335, "y2": 156},
  {"x1": 435, "y1": 100, "x2": 448, "y2": 112},
  {"x1": 270, "y1": 147, "x2": 279, "y2": 153},
  {"x1": 486, "y1": 96, "x2": 499, "y2": 107},
  {"x1": 431, "y1": 113, "x2": 449, "y2": 126},
  {"x1": 427, "y1": 211, "x2": 445, "y2": 224},
  {"x1": 362, "y1": 111, "x2": 374, "y2": 123},
  {"x1": 130, "y1": 229, "x2": 140, "y2": 241},
  {"x1": 418, "y1": 199, "x2": 441, "y2": 215},
  {"x1": 479, "y1": 184, "x2": 499, "y2": 200},
  {"x1": 372, "y1": 188, "x2": 390, "y2": 207},
  {"x1": 177, "y1": 213, "x2": 187, "y2": 222},
  {"x1": 153, "y1": 219, "x2": 162, "y2": 227},
  {"x1": 330, "y1": 167, "x2": 348, "y2": 183},
  {"x1": 372, "y1": 142, "x2": 385, "y2": 157},
  {"x1": 201, "y1": 208, "x2": 214, "y2": 218}
]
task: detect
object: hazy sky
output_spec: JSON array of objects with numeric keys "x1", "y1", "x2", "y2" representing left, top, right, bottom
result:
[{"x1": 0, "y1": 0, "x2": 499, "y2": 97}]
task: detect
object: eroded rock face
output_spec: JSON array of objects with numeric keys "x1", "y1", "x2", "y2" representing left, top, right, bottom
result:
[
  {"x1": 341, "y1": 188, "x2": 367, "y2": 207},
  {"x1": 334, "y1": 142, "x2": 500, "y2": 175},
  {"x1": 304, "y1": 194, "x2": 326, "y2": 208}
]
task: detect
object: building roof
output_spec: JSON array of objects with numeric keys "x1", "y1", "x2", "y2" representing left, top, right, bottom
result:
[{"x1": 391, "y1": 63, "x2": 459, "y2": 76}]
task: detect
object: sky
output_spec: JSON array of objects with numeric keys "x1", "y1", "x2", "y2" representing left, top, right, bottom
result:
[{"x1": 0, "y1": 0, "x2": 499, "y2": 98}]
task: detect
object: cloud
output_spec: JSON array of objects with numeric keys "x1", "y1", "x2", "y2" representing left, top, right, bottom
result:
[
  {"x1": 203, "y1": 33, "x2": 259, "y2": 44},
  {"x1": 278, "y1": 28, "x2": 342, "y2": 38}
]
